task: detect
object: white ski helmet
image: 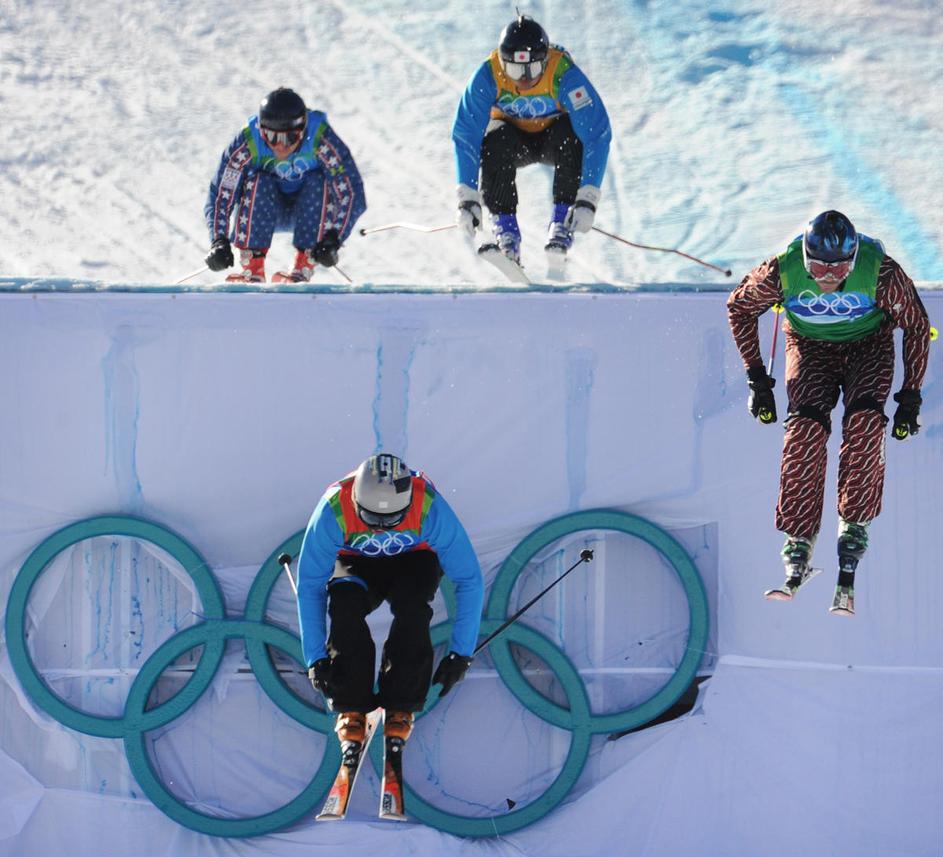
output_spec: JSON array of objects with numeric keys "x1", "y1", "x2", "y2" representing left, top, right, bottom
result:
[{"x1": 352, "y1": 454, "x2": 413, "y2": 527}]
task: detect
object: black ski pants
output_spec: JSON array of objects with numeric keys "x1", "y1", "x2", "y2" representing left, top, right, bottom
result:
[
  {"x1": 326, "y1": 550, "x2": 443, "y2": 713},
  {"x1": 480, "y1": 114, "x2": 583, "y2": 214}
]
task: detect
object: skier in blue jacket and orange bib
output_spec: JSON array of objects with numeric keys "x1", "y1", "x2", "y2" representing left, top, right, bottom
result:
[{"x1": 297, "y1": 454, "x2": 483, "y2": 760}]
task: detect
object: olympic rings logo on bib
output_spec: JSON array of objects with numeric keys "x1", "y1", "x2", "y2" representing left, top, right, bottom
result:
[
  {"x1": 498, "y1": 94, "x2": 557, "y2": 119},
  {"x1": 792, "y1": 290, "x2": 870, "y2": 317},
  {"x1": 348, "y1": 529, "x2": 418, "y2": 556},
  {"x1": 6, "y1": 512, "x2": 708, "y2": 839}
]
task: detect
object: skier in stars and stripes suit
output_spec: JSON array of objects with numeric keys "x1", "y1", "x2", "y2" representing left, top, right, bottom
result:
[
  {"x1": 727, "y1": 210, "x2": 931, "y2": 615},
  {"x1": 203, "y1": 87, "x2": 366, "y2": 284}
]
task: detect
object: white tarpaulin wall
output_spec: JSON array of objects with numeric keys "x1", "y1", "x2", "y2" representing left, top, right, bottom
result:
[{"x1": 0, "y1": 289, "x2": 941, "y2": 856}]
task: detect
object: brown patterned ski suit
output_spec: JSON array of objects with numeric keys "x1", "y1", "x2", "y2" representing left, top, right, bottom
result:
[{"x1": 727, "y1": 253, "x2": 930, "y2": 540}]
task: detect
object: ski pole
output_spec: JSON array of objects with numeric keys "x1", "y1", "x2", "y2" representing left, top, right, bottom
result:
[
  {"x1": 277, "y1": 552, "x2": 298, "y2": 596},
  {"x1": 591, "y1": 226, "x2": 732, "y2": 277},
  {"x1": 334, "y1": 265, "x2": 352, "y2": 284},
  {"x1": 359, "y1": 222, "x2": 456, "y2": 237},
  {"x1": 174, "y1": 265, "x2": 209, "y2": 285},
  {"x1": 473, "y1": 549, "x2": 594, "y2": 656},
  {"x1": 766, "y1": 304, "x2": 783, "y2": 377}
]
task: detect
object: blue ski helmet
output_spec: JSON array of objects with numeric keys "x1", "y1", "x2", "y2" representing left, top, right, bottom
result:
[{"x1": 803, "y1": 211, "x2": 858, "y2": 263}]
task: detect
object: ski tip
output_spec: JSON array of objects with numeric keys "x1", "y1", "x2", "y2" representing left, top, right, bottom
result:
[
  {"x1": 764, "y1": 589, "x2": 793, "y2": 601},
  {"x1": 828, "y1": 606, "x2": 856, "y2": 617},
  {"x1": 316, "y1": 812, "x2": 345, "y2": 822},
  {"x1": 379, "y1": 812, "x2": 409, "y2": 822}
]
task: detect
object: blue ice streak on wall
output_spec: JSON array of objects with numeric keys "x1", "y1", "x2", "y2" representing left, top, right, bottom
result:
[
  {"x1": 372, "y1": 328, "x2": 420, "y2": 458},
  {"x1": 565, "y1": 348, "x2": 597, "y2": 511},
  {"x1": 102, "y1": 324, "x2": 144, "y2": 513}
]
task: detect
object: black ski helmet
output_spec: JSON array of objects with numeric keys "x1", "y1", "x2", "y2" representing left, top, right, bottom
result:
[
  {"x1": 499, "y1": 15, "x2": 549, "y2": 64},
  {"x1": 803, "y1": 210, "x2": 858, "y2": 263},
  {"x1": 258, "y1": 88, "x2": 307, "y2": 132}
]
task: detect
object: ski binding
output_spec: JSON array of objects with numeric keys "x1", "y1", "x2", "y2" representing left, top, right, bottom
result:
[{"x1": 764, "y1": 567, "x2": 822, "y2": 601}]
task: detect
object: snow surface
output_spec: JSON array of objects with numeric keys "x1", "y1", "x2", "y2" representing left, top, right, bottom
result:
[{"x1": 1, "y1": 0, "x2": 941, "y2": 287}]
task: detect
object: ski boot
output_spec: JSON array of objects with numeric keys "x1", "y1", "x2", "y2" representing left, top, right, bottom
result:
[
  {"x1": 335, "y1": 711, "x2": 367, "y2": 749},
  {"x1": 272, "y1": 248, "x2": 316, "y2": 283},
  {"x1": 487, "y1": 212, "x2": 522, "y2": 263},
  {"x1": 477, "y1": 213, "x2": 527, "y2": 281},
  {"x1": 226, "y1": 248, "x2": 267, "y2": 283},
  {"x1": 830, "y1": 519, "x2": 868, "y2": 616},
  {"x1": 765, "y1": 535, "x2": 819, "y2": 600},
  {"x1": 545, "y1": 203, "x2": 574, "y2": 279},
  {"x1": 384, "y1": 710, "x2": 414, "y2": 741}
]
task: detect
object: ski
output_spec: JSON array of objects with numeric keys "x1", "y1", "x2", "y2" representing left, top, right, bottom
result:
[
  {"x1": 829, "y1": 583, "x2": 855, "y2": 616},
  {"x1": 477, "y1": 243, "x2": 530, "y2": 284},
  {"x1": 224, "y1": 272, "x2": 264, "y2": 284},
  {"x1": 764, "y1": 566, "x2": 822, "y2": 601},
  {"x1": 316, "y1": 708, "x2": 382, "y2": 821},
  {"x1": 379, "y1": 734, "x2": 408, "y2": 821},
  {"x1": 271, "y1": 270, "x2": 310, "y2": 283},
  {"x1": 545, "y1": 245, "x2": 567, "y2": 281}
]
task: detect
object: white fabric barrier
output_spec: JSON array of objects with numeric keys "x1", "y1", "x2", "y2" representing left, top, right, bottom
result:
[{"x1": 0, "y1": 290, "x2": 940, "y2": 855}]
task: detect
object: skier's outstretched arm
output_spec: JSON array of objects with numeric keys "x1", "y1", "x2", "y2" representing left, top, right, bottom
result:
[
  {"x1": 296, "y1": 495, "x2": 345, "y2": 667},
  {"x1": 421, "y1": 493, "x2": 484, "y2": 659}
]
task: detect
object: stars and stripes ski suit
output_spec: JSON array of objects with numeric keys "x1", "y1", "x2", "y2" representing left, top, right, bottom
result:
[
  {"x1": 204, "y1": 110, "x2": 365, "y2": 251},
  {"x1": 296, "y1": 470, "x2": 484, "y2": 712},
  {"x1": 452, "y1": 46, "x2": 611, "y2": 212},
  {"x1": 727, "y1": 240, "x2": 930, "y2": 540}
]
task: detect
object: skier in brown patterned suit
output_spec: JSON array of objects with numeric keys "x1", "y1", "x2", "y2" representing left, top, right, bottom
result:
[{"x1": 727, "y1": 211, "x2": 930, "y2": 615}]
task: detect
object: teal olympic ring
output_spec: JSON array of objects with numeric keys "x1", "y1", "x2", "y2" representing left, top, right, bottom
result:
[{"x1": 5, "y1": 510, "x2": 708, "y2": 839}]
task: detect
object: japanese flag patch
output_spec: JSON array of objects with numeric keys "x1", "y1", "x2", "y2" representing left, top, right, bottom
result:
[{"x1": 567, "y1": 87, "x2": 593, "y2": 110}]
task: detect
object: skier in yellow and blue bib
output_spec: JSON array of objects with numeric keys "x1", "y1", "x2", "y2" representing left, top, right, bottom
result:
[{"x1": 452, "y1": 15, "x2": 611, "y2": 274}]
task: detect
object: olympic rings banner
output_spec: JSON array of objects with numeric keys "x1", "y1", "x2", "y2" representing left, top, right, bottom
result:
[{"x1": 5, "y1": 510, "x2": 708, "y2": 839}]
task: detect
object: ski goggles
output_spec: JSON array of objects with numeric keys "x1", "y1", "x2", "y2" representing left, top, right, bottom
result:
[
  {"x1": 803, "y1": 242, "x2": 858, "y2": 281},
  {"x1": 261, "y1": 126, "x2": 304, "y2": 148},
  {"x1": 805, "y1": 258, "x2": 854, "y2": 281},
  {"x1": 356, "y1": 504, "x2": 407, "y2": 529},
  {"x1": 502, "y1": 58, "x2": 546, "y2": 81}
]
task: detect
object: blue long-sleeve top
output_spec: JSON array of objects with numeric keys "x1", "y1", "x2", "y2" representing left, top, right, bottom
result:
[
  {"x1": 296, "y1": 480, "x2": 484, "y2": 667},
  {"x1": 452, "y1": 47, "x2": 611, "y2": 190},
  {"x1": 204, "y1": 109, "x2": 366, "y2": 245}
]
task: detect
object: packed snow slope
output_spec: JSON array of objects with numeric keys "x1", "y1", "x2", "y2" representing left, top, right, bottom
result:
[{"x1": 1, "y1": 0, "x2": 941, "y2": 287}]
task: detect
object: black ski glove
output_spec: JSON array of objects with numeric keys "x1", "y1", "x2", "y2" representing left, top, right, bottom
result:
[
  {"x1": 746, "y1": 365, "x2": 777, "y2": 424},
  {"x1": 313, "y1": 230, "x2": 341, "y2": 267},
  {"x1": 432, "y1": 652, "x2": 473, "y2": 698},
  {"x1": 308, "y1": 657, "x2": 333, "y2": 698},
  {"x1": 205, "y1": 236, "x2": 234, "y2": 271},
  {"x1": 892, "y1": 389, "x2": 922, "y2": 439}
]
